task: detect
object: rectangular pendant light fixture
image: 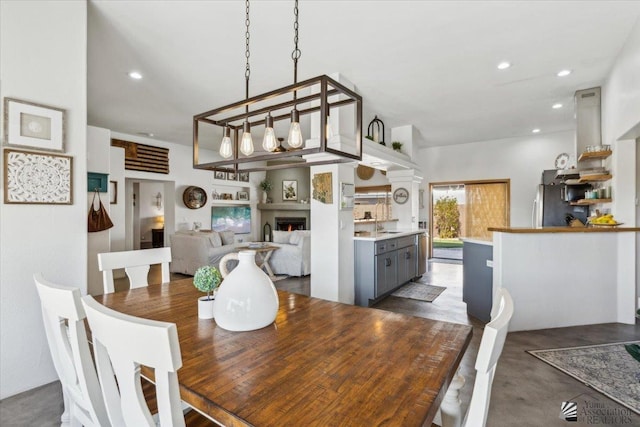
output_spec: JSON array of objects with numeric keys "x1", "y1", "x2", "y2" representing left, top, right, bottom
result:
[{"x1": 193, "y1": 74, "x2": 362, "y2": 173}]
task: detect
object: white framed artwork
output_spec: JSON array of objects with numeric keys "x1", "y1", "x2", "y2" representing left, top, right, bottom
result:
[
  {"x1": 3, "y1": 98, "x2": 65, "y2": 152},
  {"x1": 3, "y1": 149, "x2": 73, "y2": 204}
]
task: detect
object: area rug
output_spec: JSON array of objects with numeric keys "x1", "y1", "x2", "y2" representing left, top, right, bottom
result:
[
  {"x1": 391, "y1": 283, "x2": 446, "y2": 302},
  {"x1": 528, "y1": 341, "x2": 640, "y2": 414}
]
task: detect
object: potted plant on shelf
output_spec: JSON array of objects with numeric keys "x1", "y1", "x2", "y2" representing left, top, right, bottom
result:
[
  {"x1": 259, "y1": 179, "x2": 272, "y2": 204},
  {"x1": 392, "y1": 141, "x2": 403, "y2": 153},
  {"x1": 193, "y1": 265, "x2": 222, "y2": 319}
]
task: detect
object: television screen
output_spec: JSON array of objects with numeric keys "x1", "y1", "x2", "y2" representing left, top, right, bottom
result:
[{"x1": 211, "y1": 205, "x2": 251, "y2": 234}]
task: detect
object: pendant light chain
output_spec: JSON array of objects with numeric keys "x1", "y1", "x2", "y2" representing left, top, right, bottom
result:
[
  {"x1": 292, "y1": 0, "x2": 301, "y2": 101},
  {"x1": 245, "y1": 0, "x2": 251, "y2": 112}
]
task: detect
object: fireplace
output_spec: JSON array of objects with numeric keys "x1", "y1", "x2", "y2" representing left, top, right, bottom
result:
[{"x1": 275, "y1": 217, "x2": 306, "y2": 231}]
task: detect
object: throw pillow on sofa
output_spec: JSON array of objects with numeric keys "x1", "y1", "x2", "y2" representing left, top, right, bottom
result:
[
  {"x1": 273, "y1": 230, "x2": 293, "y2": 244},
  {"x1": 289, "y1": 232, "x2": 302, "y2": 245},
  {"x1": 220, "y1": 230, "x2": 235, "y2": 245},
  {"x1": 208, "y1": 231, "x2": 222, "y2": 247}
]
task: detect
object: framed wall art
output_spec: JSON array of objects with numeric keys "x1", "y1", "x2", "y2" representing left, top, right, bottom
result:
[
  {"x1": 227, "y1": 172, "x2": 237, "y2": 181},
  {"x1": 282, "y1": 180, "x2": 298, "y2": 201},
  {"x1": 214, "y1": 170, "x2": 226, "y2": 180},
  {"x1": 312, "y1": 172, "x2": 333, "y2": 204},
  {"x1": 3, "y1": 98, "x2": 65, "y2": 152},
  {"x1": 237, "y1": 191, "x2": 249, "y2": 201},
  {"x1": 238, "y1": 171, "x2": 250, "y2": 182},
  {"x1": 3, "y1": 149, "x2": 73, "y2": 204}
]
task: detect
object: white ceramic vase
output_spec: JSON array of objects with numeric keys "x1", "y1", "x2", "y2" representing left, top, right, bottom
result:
[
  {"x1": 198, "y1": 296, "x2": 215, "y2": 319},
  {"x1": 262, "y1": 191, "x2": 268, "y2": 204},
  {"x1": 214, "y1": 250, "x2": 279, "y2": 331}
]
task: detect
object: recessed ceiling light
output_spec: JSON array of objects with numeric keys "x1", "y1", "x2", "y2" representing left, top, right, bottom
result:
[
  {"x1": 532, "y1": 128, "x2": 541, "y2": 133},
  {"x1": 552, "y1": 103, "x2": 563, "y2": 109},
  {"x1": 497, "y1": 61, "x2": 511, "y2": 70},
  {"x1": 557, "y1": 69, "x2": 572, "y2": 77},
  {"x1": 128, "y1": 71, "x2": 143, "y2": 80},
  {"x1": 138, "y1": 132, "x2": 154, "y2": 137}
]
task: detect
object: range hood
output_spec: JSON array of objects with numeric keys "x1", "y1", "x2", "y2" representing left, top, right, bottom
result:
[{"x1": 575, "y1": 87, "x2": 602, "y2": 153}]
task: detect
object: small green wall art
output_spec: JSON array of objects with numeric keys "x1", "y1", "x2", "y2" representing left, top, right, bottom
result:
[
  {"x1": 312, "y1": 172, "x2": 333, "y2": 204},
  {"x1": 88, "y1": 172, "x2": 108, "y2": 192}
]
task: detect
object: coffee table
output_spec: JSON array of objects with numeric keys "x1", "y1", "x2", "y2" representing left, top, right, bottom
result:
[{"x1": 236, "y1": 244, "x2": 280, "y2": 278}]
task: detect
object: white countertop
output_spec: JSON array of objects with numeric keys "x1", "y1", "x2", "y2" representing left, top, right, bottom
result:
[
  {"x1": 353, "y1": 229, "x2": 426, "y2": 241},
  {"x1": 460, "y1": 238, "x2": 493, "y2": 246}
]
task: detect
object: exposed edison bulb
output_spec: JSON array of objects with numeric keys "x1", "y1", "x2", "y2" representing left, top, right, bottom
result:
[
  {"x1": 240, "y1": 121, "x2": 254, "y2": 156},
  {"x1": 287, "y1": 108, "x2": 303, "y2": 148},
  {"x1": 262, "y1": 113, "x2": 278, "y2": 152},
  {"x1": 325, "y1": 112, "x2": 334, "y2": 141},
  {"x1": 219, "y1": 126, "x2": 233, "y2": 158}
]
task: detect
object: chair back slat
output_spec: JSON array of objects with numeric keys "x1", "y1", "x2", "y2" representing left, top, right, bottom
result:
[
  {"x1": 98, "y1": 247, "x2": 171, "y2": 294},
  {"x1": 82, "y1": 295, "x2": 185, "y2": 427},
  {"x1": 463, "y1": 288, "x2": 514, "y2": 427},
  {"x1": 34, "y1": 274, "x2": 111, "y2": 427}
]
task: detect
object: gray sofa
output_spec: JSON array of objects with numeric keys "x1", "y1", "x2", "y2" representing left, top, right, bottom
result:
[
  {"x1": 269, "y1": 230, "x2": 311, "y2": 277},
  {"x1": 169, "y1": 230, "x2": 238, "y2": 275}
]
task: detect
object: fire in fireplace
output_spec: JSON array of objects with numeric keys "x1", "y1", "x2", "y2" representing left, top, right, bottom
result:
[{"x1": 275, "y1": 217, "x2": 306, "y2": 231}]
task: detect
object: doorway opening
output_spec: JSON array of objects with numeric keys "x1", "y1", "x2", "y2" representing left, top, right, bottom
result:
[
  {"x1": 429, "y1": 180, "x2": 510, "y2": 260},
  {"x1": 125, "y1": 178, "x2": 175, "y2": 251}
]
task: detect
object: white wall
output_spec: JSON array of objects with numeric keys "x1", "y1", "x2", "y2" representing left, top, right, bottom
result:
[
  {"x1": 417, "y1": 130, "x2": 575, "y2": 227},
  {"x1": 310, "y1": 164, "x2": 355, "y2": 303},
  {"x1": 87, "y1": 126, "x2": 112, "y2": 296},
  {"x1": 601, "y1": 16, "x2": 640, "y2": 314},
  {"x1": 0, "y1": 1, "x2": 87, "y2": 398}
]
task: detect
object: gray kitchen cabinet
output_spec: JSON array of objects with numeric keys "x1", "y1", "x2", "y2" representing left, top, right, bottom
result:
[
  {"x1": 354, "y1": 233, "x2": 419, "y2": 307},
  {"x1": 375, "y1": 251, "x2": 397, "y2": 295},
  {"x1": 397, "y1": 244, "x2": 416, "y2": 286}
]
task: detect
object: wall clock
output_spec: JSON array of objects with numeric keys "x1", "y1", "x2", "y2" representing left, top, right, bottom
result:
[
  {"x1": 393, "y1": 187, "x2": 409, "y2": 204},
  {"x1": 555, "y1": 153, "x2": 570, "y2": 169},
  {"x1": 183, "y1": 186, "x2": 207, "y2": 209}
]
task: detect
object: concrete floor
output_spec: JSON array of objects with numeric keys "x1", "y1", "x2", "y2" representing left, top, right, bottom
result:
[{"x1": 2, "y1": 261, "x2": 638, "y2": 426}]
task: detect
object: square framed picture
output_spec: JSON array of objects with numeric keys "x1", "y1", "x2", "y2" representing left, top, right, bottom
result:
[
  {"x1": 238, "y1": 171, "x2": 249, "y2": 182},
  {"x1": 214, "y1": 170, "x2": 225, "y2": 180},
  {"x1": 282, "y1": 180, "x2": 298, "y2": 201},
  {"x1": 4, "y1": 149, "x2": 73, "y2": 204},
  {"x1": 237, "y1": 191, "x2": 249, "y2": 201},
  {"x1": 3, "y1": 98, "x2": 65, "y2": 152},
  {"x1": 227, "y1": 172, "x2": 237, "y2": 181}
]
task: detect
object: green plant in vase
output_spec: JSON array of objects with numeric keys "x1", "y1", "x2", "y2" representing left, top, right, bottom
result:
[
  {"x1": 259, "y1": 179, "x2": 272, "y2": 203},
  {"x1": 392, "y1": 141, "x2": 403, "y2": 152},
  {"x1": 194, "y1": 265, "x2": 222, "y2": 300},
  {"x1": 194, "y1": 265, "x2": 222, "y2": 319}
]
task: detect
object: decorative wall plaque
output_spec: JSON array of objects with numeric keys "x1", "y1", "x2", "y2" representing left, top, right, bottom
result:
[
  {"x1": 312, "y1": 172, "x2": 333, "y2": 204},
  {"x1": 3, "y1": 149, "x2": 72, "y2": 204}
]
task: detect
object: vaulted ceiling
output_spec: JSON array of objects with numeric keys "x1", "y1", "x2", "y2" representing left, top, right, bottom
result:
[{"x1": 88, "y1": 1, "x2": 640, "y2": 149}]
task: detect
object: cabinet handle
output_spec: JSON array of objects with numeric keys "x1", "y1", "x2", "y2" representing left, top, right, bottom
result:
[
  {"x1": 386, "y1": 258, "x2": 391, "y2": 267},
  {"x1": 405, "y1": 252, "x2": 411, "y2": 260}
]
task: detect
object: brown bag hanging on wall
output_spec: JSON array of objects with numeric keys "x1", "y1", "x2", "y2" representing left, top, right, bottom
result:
[{"x1": 88, "y1": 190, "x2": 114, "y2": 232}]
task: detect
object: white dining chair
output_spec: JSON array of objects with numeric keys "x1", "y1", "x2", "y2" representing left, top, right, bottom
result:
[
  {"x1": 82, "y1": 294, "x2": 189, "y2": 427},
  {"x1": 437, "y1": 288, "x2": 514, "y2": 427},
  {"x1": 98, "y1": 247, "x2": 171, "y2": 294},
  {"x1": 33, "y1": 274, "x2": 112, "y2": 427}
]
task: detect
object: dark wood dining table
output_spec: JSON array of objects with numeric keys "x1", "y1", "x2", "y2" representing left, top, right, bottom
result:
[{"x1": 98, "y1": 278, "x2": 472, "y2": 427}]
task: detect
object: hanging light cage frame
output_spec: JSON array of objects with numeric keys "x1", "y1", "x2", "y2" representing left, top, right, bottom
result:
[{"x1": 193, "y1": 74, "x2": 362, "y2": 172}]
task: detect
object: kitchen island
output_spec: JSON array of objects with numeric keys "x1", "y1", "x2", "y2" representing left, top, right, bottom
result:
[
  {"x1": 354, "y1": 230, "x2": 426, "y2": 306},
  {"x1": 489, "y1": 226, "x2": 640, "y2": 331}
]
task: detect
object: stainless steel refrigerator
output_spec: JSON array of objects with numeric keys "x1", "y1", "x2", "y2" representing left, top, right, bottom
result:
[{"x1": 533, "y1": 170, "x2": 590, "y2": 227}]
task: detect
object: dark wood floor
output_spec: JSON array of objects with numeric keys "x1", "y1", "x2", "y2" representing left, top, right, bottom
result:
[{"x1": 2, "y1": 261, "x2": 638, "y2": 426}]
